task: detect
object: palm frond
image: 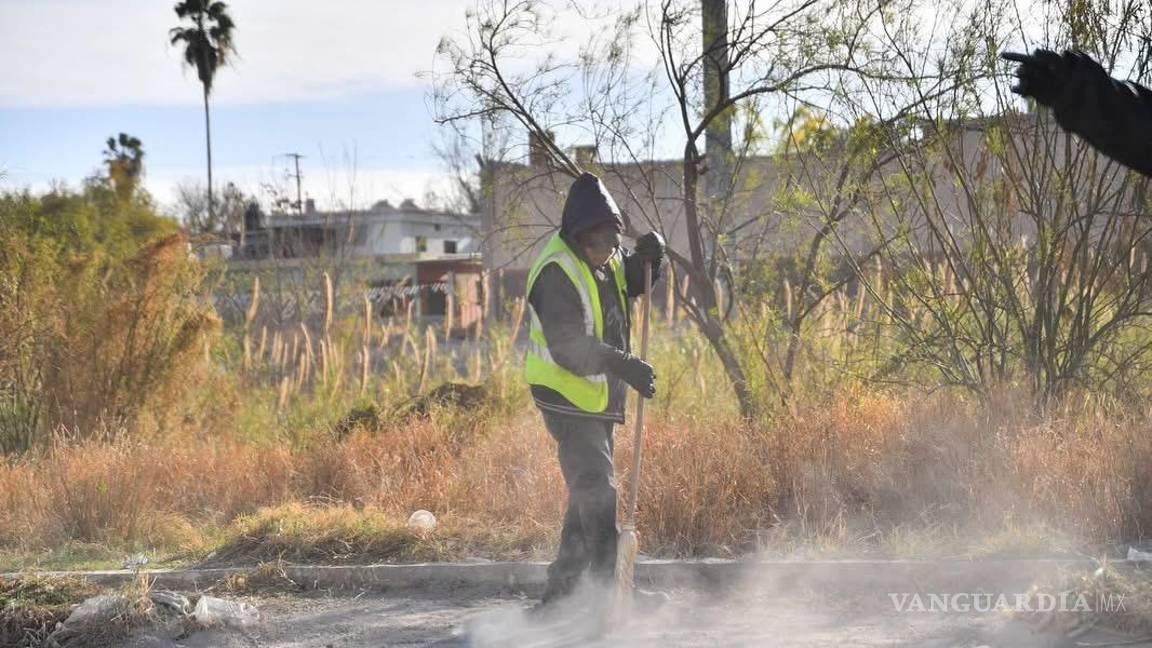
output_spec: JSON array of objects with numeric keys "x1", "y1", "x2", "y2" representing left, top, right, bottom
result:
[
  {"x1": 168, "y1": 26, "x2": 188, "y2": 45},
  {"x1": 170, "y1": 0, "x2": 235, "y2": 93},
  {"x1": 207, "y1": 1, "x2": 229, "y2": 20}
]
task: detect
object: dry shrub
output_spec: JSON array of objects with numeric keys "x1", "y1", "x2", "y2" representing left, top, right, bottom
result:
[
  {"x1": 5, "y1": 388, "x2": 1152, "y2": 562},
  {"x1": 0, "y1": 231, "x2": 218, "y2": 453},
  {"x1": 45, "y1": 234, "x2": 219, "y2": 439},
  {"x1": 634, "y1": 412, "x2": 777, "y2": 556},
  {"x1": 443, "y1": 413, "x2": 562, "y2": 525},
  {"x1": 1010, "y1": 399, "x2": 1152, "y2": 541},
  {"x1": 1025, "y1": 564, "x2": 1152, "y2": 636},
  {"x1": 762, "y1": 389, "x2": 1152, "y2": 552},
  {"x1": 0, "y1": 438, "x2": 294, "y2": 549},
  {"x1": 768, "y1": 390, "x2": 913, "y2": 533},
  {"x1": 0, "y1": 413, "x2": 563, "y2": 559}
]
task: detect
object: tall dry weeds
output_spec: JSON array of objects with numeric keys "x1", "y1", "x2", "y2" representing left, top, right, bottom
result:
[
  {"x1": 0, "y1": 232, "x2": 218, "y2": 452},
  {"x1": 4, "y1": 389, "x2": 1152, "y2": 562}
]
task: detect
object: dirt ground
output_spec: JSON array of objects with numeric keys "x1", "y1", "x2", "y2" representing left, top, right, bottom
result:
[{"x1": 111, "y1": 585, "x2": 1152, "y2": 648}]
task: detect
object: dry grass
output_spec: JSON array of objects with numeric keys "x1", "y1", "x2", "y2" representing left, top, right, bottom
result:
[
  {"x1": 1017, "y1": 563, "x2": 1152, "y2": 637},
  {"x1": 206, "y1": 503, "x2": 450, "y2": 565},
  {"x1": 8, "y1": 188, "x2": 1152, "y2": 572},
  {"x1": 3, "y1": 386, "x2": 1152, "y2": 567},
  {"x1": 0, "y1": 574, "x2": 101, "y2": 647}
]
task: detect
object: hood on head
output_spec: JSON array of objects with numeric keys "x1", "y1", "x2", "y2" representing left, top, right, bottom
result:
[{"x1": 561, "y1": 172, "x2": 624, "y2": 240}]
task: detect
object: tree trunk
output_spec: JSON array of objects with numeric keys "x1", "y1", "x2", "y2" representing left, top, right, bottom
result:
[
  {"x1": 784, "y1": 230, "x2": 829, "y2": 382},
  {"x1": 704, "y1": 315, "x2": 756, "y2": 420},
  {"x1": 701, "y1": 0, "x2": 732, "y2": 204},
  {"x1": 203, "y1": 84, "x2": 215, "y2": 227},
  {"x1": 681, "y1": 144, "x2": 755, "y2": 419}
]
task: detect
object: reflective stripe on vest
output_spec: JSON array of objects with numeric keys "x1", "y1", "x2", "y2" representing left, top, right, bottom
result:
[{"x1": 524, "y1": 233, "x2": 626, "y2": 412}]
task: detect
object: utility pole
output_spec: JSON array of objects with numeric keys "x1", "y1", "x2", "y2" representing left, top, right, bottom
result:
[
  {"x1": 702, "y1": 0, "x2": 731, "y2": 209},
  {"x1": 285, "y1": 153, "x2": 304, "y2": 213},
  {"x1": 700, "y1": 0, "x2": 732, "y2": 316}
]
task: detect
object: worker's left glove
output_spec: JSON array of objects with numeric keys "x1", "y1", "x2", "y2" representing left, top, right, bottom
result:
[
  {"x1": 604, "y1": 348, "x2": 656, "y2": 399},
  {"x1": 634, "y1": 231, "x2": 666, "y2": 263}
]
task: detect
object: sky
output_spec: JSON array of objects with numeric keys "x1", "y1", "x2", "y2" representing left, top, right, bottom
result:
[
  {"x1": 2, "y1": 0, "x2": 1036, "y2": 217},
  {"x1": 0, "y1": 0, "x2": 512, "y2": 213}
]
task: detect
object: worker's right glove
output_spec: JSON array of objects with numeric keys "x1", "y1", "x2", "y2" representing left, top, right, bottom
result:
[
  {"x1": 634, "y1": 231, "x2": 666, "y2": 263},
  {"x1": 605, "y1": 350, "x2": 656, "y2": 399}
]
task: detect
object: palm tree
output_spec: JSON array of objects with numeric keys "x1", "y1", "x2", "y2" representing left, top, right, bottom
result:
[
  {"x1": 170, "y1": 0, "x2": 235, "y2": 223},
  {"x1": 103, "y1": 133, "x2": 145, "y2": 200}
]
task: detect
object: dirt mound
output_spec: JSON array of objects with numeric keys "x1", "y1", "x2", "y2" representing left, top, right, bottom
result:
[
  {"x1": 333, "y1": 383, "x2": 489, "y2": 438},
  {"x1": 406, "y1": 383, "x2": 488, "y2": 417}
]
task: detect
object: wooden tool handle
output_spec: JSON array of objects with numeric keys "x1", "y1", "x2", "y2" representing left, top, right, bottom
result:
[{"x1": 625, "y1": 261, "x2": 653, "y2": 525}]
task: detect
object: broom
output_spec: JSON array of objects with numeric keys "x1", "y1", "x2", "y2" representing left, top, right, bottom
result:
[{"x1": 614, "y1": 260, "x2": 653, "y2": 617}]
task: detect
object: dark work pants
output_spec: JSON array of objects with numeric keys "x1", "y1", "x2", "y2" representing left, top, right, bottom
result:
[{"x1": 539, "y1": 410, "x2": 619, "y2": 603}]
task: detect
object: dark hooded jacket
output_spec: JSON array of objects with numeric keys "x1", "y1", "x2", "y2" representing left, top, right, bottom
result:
[
  {"x1": 528, "y1": 173, "x2": 661, "y2": 423},
  {"x1": 1045, "y1": 53, "x2": 1152, "y2": 177}
]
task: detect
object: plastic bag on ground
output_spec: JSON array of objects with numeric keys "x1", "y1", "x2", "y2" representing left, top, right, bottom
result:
[
  {"x1": 192, "y1": 595, "x2": 260, "y2": 629},
  {"x1": 1128, "y1": 546, "x2": 1152, "y2": 562}
]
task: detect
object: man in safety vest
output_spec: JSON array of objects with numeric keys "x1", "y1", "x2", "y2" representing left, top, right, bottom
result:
[{"x1": 525, "y1": 172, "x2": 666, "y2": 614}]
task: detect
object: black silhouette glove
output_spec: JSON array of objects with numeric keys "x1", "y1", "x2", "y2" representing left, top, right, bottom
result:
[
  {"x1": 1001, "y1": 48, "x2": 1152, "y2": 178},
  {"x1": 1001, "y1": 49, "x2": 1107, "y2": 113},
  {"x1": 604, "y1": 349, "x2": 656, "y2": 399},
  {"x1": 1002, "y1": 49, "x2": 1069, "y2": 107},
  {"x1": 634, "y1": 231, "x2": 666, "y2": 263}
]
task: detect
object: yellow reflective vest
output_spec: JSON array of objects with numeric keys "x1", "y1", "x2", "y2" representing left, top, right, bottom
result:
[{"x1": 524, "y1": 233, "x2": 628, "y2": 413}]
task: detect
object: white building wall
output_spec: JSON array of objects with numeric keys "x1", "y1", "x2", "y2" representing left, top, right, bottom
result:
[
  {"x1": 395, "y1": 219, "x2": 476, "y2": 254},
  {"x1": 315, "y1": 211, "x2": 479, "y2": 257}
]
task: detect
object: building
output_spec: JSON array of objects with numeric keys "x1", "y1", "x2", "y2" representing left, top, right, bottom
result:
[
  {"x1": 480, "y1": 113, "x2": 1089, "y2": 315},
  {"x1": 239, "y1": 198, "x2": 479, "y2": 260},
  {"x1": 222, "y1": 199, "x2": 485, "y2": 335}
]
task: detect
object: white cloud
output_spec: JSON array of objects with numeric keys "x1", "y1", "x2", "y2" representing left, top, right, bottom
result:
[
  {"x1": 0, "y1": 0, "x2": 657, "y2": 108},
  {"x1": 0, "y1": 0, "x2": 476, "y2": 107}
]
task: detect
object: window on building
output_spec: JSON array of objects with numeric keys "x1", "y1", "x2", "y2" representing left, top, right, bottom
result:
[
  {"x1": 415, "y1": 236, "x2": 427, "y2": 253},
  {"x1": 435, "y1": 224, "x2": 442, "y2": 231},
  {"x1": 443, "y1": 240, "x2": 458, "y2": 254}
]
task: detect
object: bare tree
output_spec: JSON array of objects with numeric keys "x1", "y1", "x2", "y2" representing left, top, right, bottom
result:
[
  {"x1": 823, "y1": 0, "x2": 1152, "y2": 405},
  {"x1": 179, "y1": 180, "x2": 248, "y2": 237},
  {"x1": 434, "y1": 0, "x2": 900, "y2": 418}
]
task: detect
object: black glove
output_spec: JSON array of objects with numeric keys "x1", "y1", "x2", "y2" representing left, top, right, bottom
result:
[
  {"x1": 634, "y1": 231, "x2": 666, "y2": 263},
  {"x1": 604, "y1": 349, "x2": 656, "y2": 399},
  {"x1": 1002, "y1": 49, "x2": 1068, "y2": 107},
  {"x1": 1001, "y1": 49, "x2": 1105, "y2": 114}
]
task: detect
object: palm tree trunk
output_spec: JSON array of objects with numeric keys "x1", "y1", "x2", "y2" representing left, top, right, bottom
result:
[{"x1": 202, "y1": 83, "x2": 214, "y2": 225}]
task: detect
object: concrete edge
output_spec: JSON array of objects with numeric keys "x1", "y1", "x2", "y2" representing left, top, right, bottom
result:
[{"x1": 1, "y1": 558, "x2": 1132, "y2": 595}]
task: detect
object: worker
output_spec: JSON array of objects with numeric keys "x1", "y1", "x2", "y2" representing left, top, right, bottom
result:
[
  {"x1": 1002, "y1": 49, "x2": 1152, "y2": 177},
  {"x1": 524, "y1": 171, "x2": 667, "y2": 616}
]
